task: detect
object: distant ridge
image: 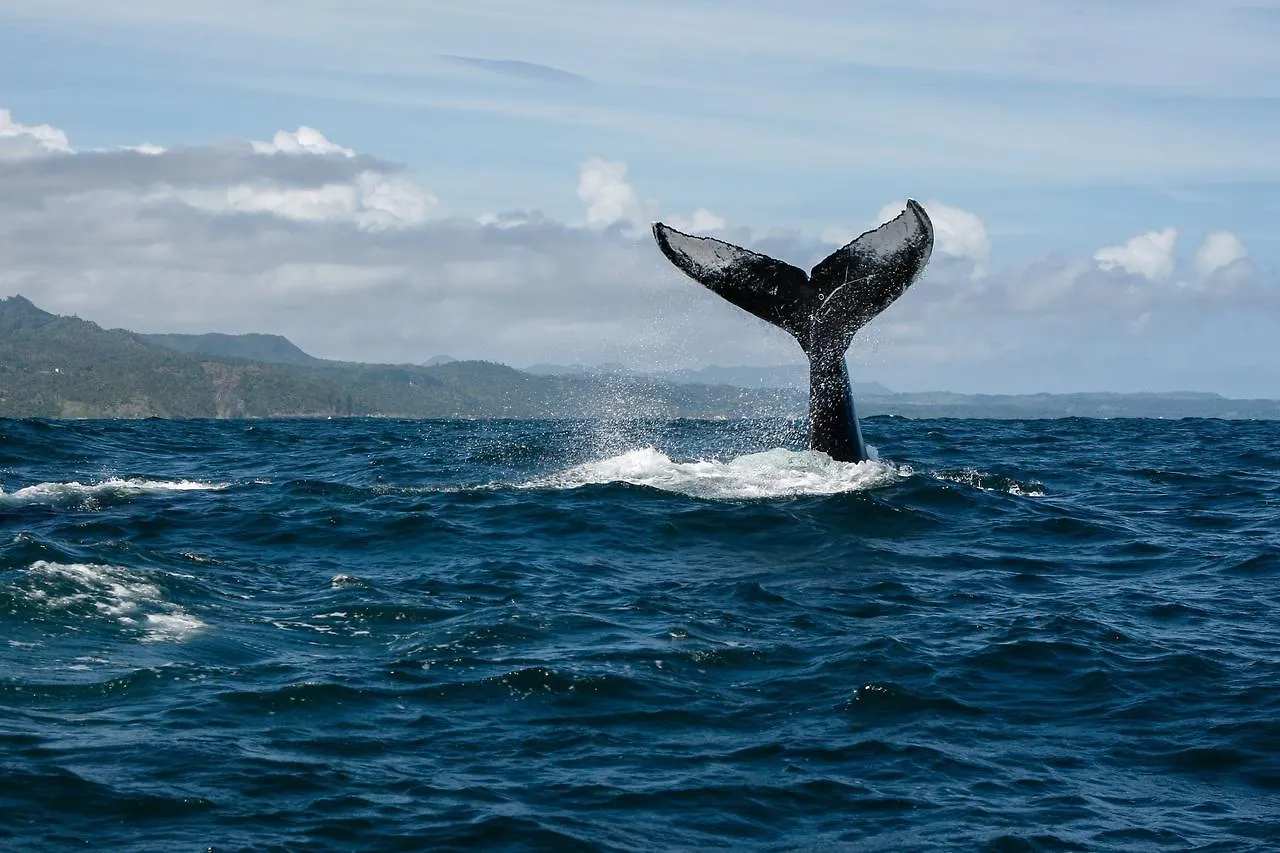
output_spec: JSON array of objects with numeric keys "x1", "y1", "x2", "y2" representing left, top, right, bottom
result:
[
  {"x1": 140, "y1": 332, "x2": 323, "y2": 366},
  {"x1": 524, "y1": 362, "x2": 892, "y2": 393},
  {"x1": 1, "y1": 295, "x2": 1277, "y2": 420},
  {"x1": 655, "y1": 365, "x2": 894, "y2": 395},
  {"x1": 0, "y1": 295, "x2": 796, "y2": 420},
  {"x1": 525, "y1": 362, "x2": 629, "y2": 377}
]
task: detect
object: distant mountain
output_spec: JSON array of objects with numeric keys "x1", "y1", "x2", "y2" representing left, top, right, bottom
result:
[
  {"x1": 525, "y1": 362, "x2": 630, "y2": 377},
  {"x1": 852, "y1": 390, "x2": 1280, "y2": 420},
  {"x1": 652, "y1": 363, "x2": 806, "y2": 388},
  {"x1": 0, "y1": 296, "x2": 796, "y2": 420},
  {"x1": 140, "y1": 332, "x2": 323, "y2": 366},
  {"x1": 652, "y1": 364, "x2": 894, "y2": 395},
  {"x1": 423, "y1": 355, "x2": 458, "y2": 367},
  {"x1": 2, "y1": 295, "x2": 1277, "y2": 421},
  {"x1": 526, "y1": 361, "x2": 893, "y2": 394}
]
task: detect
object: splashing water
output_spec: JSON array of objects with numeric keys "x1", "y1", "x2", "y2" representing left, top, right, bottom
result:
[
  {"x1": 527, "y1": 447, "x2": 909, "y2": 499},
  {"x1": 20, "y1": 561, "x2": 205, "y2": 642},
  {"x1": 4, "y1": 417, "x2": 1277, "y2": 851},
  {"x1": 0, "y1": 478, "x2": 226, "y2": 507}
]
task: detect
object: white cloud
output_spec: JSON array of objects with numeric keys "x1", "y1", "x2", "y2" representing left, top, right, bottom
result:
[
  {"x1": 0, "y1": 105, "x2": 1274, "y2": 396},
  {"x1": 577, "y1": 157, "x2": 647, "y2": 228},
  {"x1": 251, "y1": 126, "x2": 355, "y2": 157},
  {"x1": 576, "y1": 157, "x2": 722, "y2": 236},
  {"x1": 819, "y1": 223, "x2": 855, "y2": 247},
  {"x1": 178, "y1": 183, "x2": 363, "y2": 223},
  {"x1": 0, "y1": 110, "x2": 171, "y2": 160},
  {"x1": 4, "y1": 0, "x2": 1280, "y2": 206},
  {"x1": 267, "y1": 262, "x2": 406, "y2": 297},
  {"x1": 187, "y1": 172, "x2": 436, "y2": 230},
  {"x1": 924, "y1": 201, "x2": 989, "y2": 267},
  {"x1": 665, "y1": 207, "x2": 726, "y2": 234},
  {"x1": 477, "y1": 210, "x2": 541, "y2": 229},
  {"x1": 0, "y1": 108, "x2": 74, "y2": 159},
  {"x1": 1094, "y1": 228, "x2": 1178, "y2": 281},
  {"x1": 1194, "y1": 230, "x2": 1248, "y2": 278},
  {"x1": 16, "y1": 119, "x2": 441, "y2": 231},
  {"x1": 169, "y1": 170, "x2": 436, "y2": 230}
]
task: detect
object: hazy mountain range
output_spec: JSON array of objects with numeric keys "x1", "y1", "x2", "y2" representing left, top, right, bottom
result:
[
  {"x1": 525, "y1": 361, "x2": 894, "y2": 395},
  {"x1": 2, "y1": 295, "x2": 1277, "y2": 420}
]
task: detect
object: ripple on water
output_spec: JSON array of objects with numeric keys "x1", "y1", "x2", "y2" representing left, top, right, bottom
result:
[
  {"x1": 7, "y1": 561, "x2": 204, "y2": 643},
  {"x1": 1, "y1": 417, "x2": 1278, "y2": 851}
]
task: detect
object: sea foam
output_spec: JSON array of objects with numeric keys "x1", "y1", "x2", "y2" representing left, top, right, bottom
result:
[
  {"x1": 22, "y1": 561, "x2": 205, "y2": 642},
  {"x1": 0, "y1": 477, "x2": 226, "y2": 506},
  {"x1": 528, "y1": 447, "x2": 908, "y2": 499}
]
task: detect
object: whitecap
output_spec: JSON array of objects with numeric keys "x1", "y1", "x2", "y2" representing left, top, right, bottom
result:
[
  {"x1": 0, "y1": 477, "x2": 227, "y2": 506},
  {"x1": 22, "y1": 561, "x2": 205, "y2": 642},
  {"x1": 933, "y1": 468, "x2": 1046, "y2": 497},
  {"x1": 526, "y1": 447, "x2": 908, "y2": 500}
]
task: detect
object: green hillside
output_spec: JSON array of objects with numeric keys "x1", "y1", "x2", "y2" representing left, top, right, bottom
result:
[
  {"x1": 0, "y1": 296, "x2": 793, "y2": 420},
  {"x1": 2, "y1": 296, "x2": 1277, "y2": 420},
  {"x1": 139, "y1": 332, "x2": 323, "y2": 366}
]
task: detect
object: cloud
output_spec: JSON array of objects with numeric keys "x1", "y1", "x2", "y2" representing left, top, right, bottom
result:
[
  {"x1": 477, "y1": 210, "x2": 546, "y2": 229},
  {"x1": 665, "y1": 208, "x2": 726, "y2": 234},
  {"x1": 576, "y1": 157, "x2": 725, "y2": 236},
  {"x1": 1194, "y1": 230, "x2": 1248, "y2": 278},
  {"x1": 0, "y1": 114, "x2": 434, "y2": 230},
  {"x1": 577, "y1": 157, "x2": 647, "y2": 229},
  {"x1": 1, "y1": 108, "x2": 165, "y2": 159},
  {"x1": 251, "y1": 126, "x2": 355, "y2": 157},
  {"x1": 0, "y1": 108, "x2": 74, "y2": 159},
  {"x1": 210, "y1": 179, "x2": 426, "y2": 228},
  {"x1": 0, "y1": 124, "x2": 741, "y2": 367},
  {"x1": 0, "y1": 145, "x2": 400, "y2": 203},
  {"x1": 175, "y1": 172, "x2": 437, "y2": 230},
  {"x1": 921, "y1": 201, "x2": 989, "y2": 267},
  {"x1": 819, "y1": 223, "x2": 855, "y2": 247},
  {"x1": 0, "y1": 106, "x2": 1274, "y2": 396},
  {"x1": 6, "y1": 0, "x2": 1280, "y2": 207},
  {"x1": 1094, "y1": 228, "x2": 1178, "y2": 281},
  {"x1": 442, "y1": 55, "x2": 590, "y2": 86}
]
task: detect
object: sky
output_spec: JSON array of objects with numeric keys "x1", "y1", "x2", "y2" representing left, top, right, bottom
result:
[{"x1": 1, "y1": 0, "x2": 1277, "y2": 396}]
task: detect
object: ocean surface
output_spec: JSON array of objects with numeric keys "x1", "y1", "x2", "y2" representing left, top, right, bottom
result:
[{"x1": 1, "y1": 416, "x2": 1277, "y2": 851}]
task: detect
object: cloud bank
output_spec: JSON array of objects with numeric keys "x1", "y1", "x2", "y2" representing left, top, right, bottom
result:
[{"x1": 1, "y1": 107, "x2": 1274, "y2": 396}]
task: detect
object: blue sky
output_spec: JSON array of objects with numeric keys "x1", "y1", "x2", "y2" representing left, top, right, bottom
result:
[{"x1": 1, "y1": 1, "x2": 1277, "y2": 395}]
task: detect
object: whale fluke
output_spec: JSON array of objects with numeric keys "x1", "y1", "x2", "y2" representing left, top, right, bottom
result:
[{"x1": 653, "y1": 200, "x2": 933, "y2": 462}]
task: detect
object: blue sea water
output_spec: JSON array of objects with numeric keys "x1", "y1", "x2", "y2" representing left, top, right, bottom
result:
[{"x1": 1, "y1": 416, "x2": 1278, "y2": 852}]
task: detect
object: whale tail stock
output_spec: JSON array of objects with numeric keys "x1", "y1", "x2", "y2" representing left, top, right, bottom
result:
[{"x1": 652, "y1": 200, "x2": 934, "y2": 463}]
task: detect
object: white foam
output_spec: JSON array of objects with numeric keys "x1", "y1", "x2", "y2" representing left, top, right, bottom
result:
[
  {"x1": 933, "y1": 468, "x2": 1046, "y2": 497},
  {"x1": 142, "y1": 611, "x2": 207, "y2": 642},
  {"x1": 527, "y1": 447, "x2": 908, "y2": 499},
  {"x1": 23, "y1": 561, "x2": 205, "y2": 642},
  {"x1": 0, "y1": 477, "x2": 226, "y2": 506}
]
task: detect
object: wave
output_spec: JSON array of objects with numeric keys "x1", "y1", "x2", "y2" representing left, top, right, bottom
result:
[
  {"x1": 525, "y1": 447, "x2": 909, "y2": 499},
  {"x1": 0, "y1": 477, "x2": 226, "y2": 507},
  {"x1": 17, "y1": 561, "x2": 204, "y2": 642},
  {"x1": 932, "y1": 468, "x2": 1047, "y2": 497}
]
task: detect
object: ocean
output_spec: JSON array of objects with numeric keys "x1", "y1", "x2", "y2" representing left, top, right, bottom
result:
[{"x1": 1, "y1": 416, "x2": 1277, "y2": 851}]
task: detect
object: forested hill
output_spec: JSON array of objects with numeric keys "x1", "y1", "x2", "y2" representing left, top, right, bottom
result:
[
  {"x1": 2, "y1": 295, "x2": 1277, "y2": 420},
  {"x1": 0, "y1": 296, "x2": 794, "y2": 420},
  {"x1": 138, "y1": 332, "x2": 323, "y2": 366}
]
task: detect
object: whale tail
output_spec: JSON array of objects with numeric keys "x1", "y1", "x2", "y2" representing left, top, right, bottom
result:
[{"x1": 652, "y1": 200, "x2": 934, "y2": 462}]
